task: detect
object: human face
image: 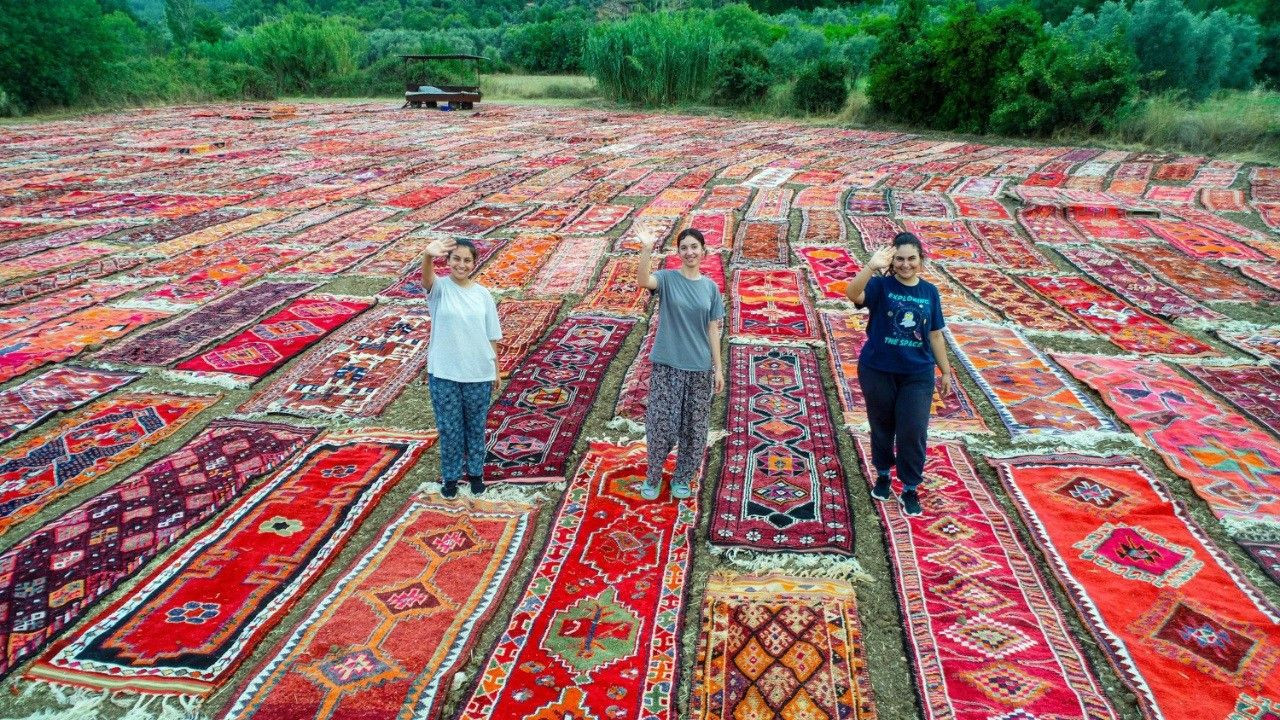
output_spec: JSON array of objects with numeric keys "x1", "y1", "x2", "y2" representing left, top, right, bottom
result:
[
  {"x1": 448, "y1": 246, "x2": 477, "y2": 281},
  {"x1": 891, "y1": 243, "x2": 922, "y2": 282},
  {"x1": 678, "y1": 236, "x2": 705, "y2": 269}
]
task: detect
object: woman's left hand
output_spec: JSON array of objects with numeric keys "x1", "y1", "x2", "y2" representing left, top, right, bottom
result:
[
  {"x1": 938, "y1": 372, "x2": 953, "y2": 398},
  {"x1": 714, "y1": 371, "x2": 725, "y2": 396}
]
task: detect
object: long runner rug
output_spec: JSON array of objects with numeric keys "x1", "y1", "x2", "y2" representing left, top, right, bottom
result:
[
  {"x1": 1124, "y1": 240, "x2": 1273, "y2": 304},
  {"x1": 1219, "y1": 328, "x2": 1280, "y2": 364},
  {"x1": 473, "y1": 234, "x2": 559, "y2": 290},
  {"x1": 0, "y1": 391, "x2": 217, "y2": 537},
  {"x1": 222, "y1": 497, "x2": 539, "y2": 720},
  {"x1": 968, "y1": 220, "x2": 1056, "y2": 271},
  {"x1": 0, "y1": 241, "x2": 120, "y2": 282},
  {"x1": 1052, "y1": 353, "x2": 1280, "y2": 560},
  {"x1": 578, "y1": 256, "x2": 651, "y2": 317},
  {"x1": 947, "y1": 322, "x2": 1115, "y2": 437},
  {"x1": 1227, "y1": 260, "x2": 1280, "y2": 293},
  {"x1": 1055, "y1": 244, "x2": 1225, "y2": 321},
  {"x1": 798, "y1": 245, "x2": 859, "y2": 300},
  {"x1": 690, "y1": 573, "x2": 877, "y2": 720},
  {"x1": 0, "y1": 302, "x2": 168, "y2": 381},
  {"x1": 798, "y1": 208, "x2": 846, "y2": 244},
  {"x1": 26, "y1": 429, "x2": 435, "y2": 697},
  {"x1": 614, "y1": 317, "x2": 657, "y2": 424},
  {"x1": 853, "y1": 438, "x2": 1119, "y2": 720},
  {"x1": 990, "y1": 454, "x2": 1280, "y2": 720},
  {"x1": 239, "y1": 305, "x2": 430, "y2": 418},
  {"x1": 0, "y1": 419, "x2": 316, "y2": 677},
  {"x1": 560, "y1": 203, "x2": 632, "y2": 235},
  {"x1": 457, "y1": 439, "x2": 695, "y2": 720},
  {"x1": 923, "y1": 270, "x2": 1001, "y2": 322},
  {"x1": 0, "y1": 255, "x2": 144, "y2": 306},
  {"x1": 1182, "y1": 363, "x2": 1280, "y2": 439},
  {"x1": 1021, "y1": 275, "x2": 1216, "y2": 356},
  {"x1": 941, "y1": 266, "x2": 1092, "y2": 334},
  {"x1": 534, "y1": 234, "x2": 608, "y2": 295},
  {"x1": 131, "y1": 242, "x2": 313, "y2": 309},
  {"x1": 486, "y1": 314, "x2": 635, "y2": 482},
  {"x1": 96, "y1": 280, "x2": 317, "y2": 366},
  {"x1": 730, "y1": 268, "x2": 820, "y2": 342},
  {"x1": 819, "y1": 310, "x2": 988, "y2": 434},
  {"x1": 434, "y1": 204, "x2": 530, "y2": 237},
  {"x1": 0, "y1": 279, "x2": 152, "y2": 339},
  {"x1": 902, "y1": 220, "x2": 993, "y2": 264},
  {"x1": 496, "y1": 298, "x2": 561, "y2": 378},
  {"x1": 1139, "y1": 217, "x2": 1267, "y2": 261},
  {"x1": 175, "y1": 294, "x2": 372, "y2": 382},
  {"x1": 731, "y1": 221, "x2": 789, "y2": 265},
  {"x1": 0, "y1": 365, "x2": 139, "y2": 443}
]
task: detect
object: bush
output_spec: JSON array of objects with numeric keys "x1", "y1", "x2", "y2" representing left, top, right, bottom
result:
[
  {"x1": 867, "y1": 0, "x2": 942, "y2": 125},
  {"x1": 236, "y1": 13, "x2": 364, "y2": 95},
  {"x1": 0, "y1": 0, "x2": 122, "y2": 111},
  {"x1": 792, "y1": 56, "x2": 848, "y2": 114},
  {"x1": 712, "y1": 41, "x2": 772, "y2": 107},
  {"x1": 504, "y1": 19, "x2": 588, "y2": 73},
  {"x1": 765, "y1": 26, "x2": 827, "y2": 78},
  {"x1": 583, "y1": 11, "x2": 719, "y2": 105},
  {"x1": 991, "y1": 35, "x2": 1139, "y2": 136},
  {"x1": 835, "y1": 33, "x2": 878, "y2": 85}
]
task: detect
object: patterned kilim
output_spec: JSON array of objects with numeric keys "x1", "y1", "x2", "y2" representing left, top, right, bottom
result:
[
  {"x1": 797, "y1": 210, "x2": 845, "y2": 247},
  {"x1": 614, "y1": 216, "x2": 678, "y2": 253},
  {"x1": 239, "y1": 305, "x2": 430, "y2": 418},
  {"x1": 513, "y1": 204, "x2": 583, "y2": 231},
  {"x1": 0, "y1": 280, "x2": 149, "y2": 338},
  {"x1": 1125, "y1": 241, "x2": 1272, "y2": 303},
  {"x1": 640, "y1": 188, "x2": 704, "y2": 218},
  {"x1": 1219, "y1": 328, "x2": 1280, "y2": 363},
  {"x1": 109, "y1": 208, "x2": 250, "y2": 246},
  {"x1": 732, "y1": 221, "x2": 789, "y2": 265},
  {"x1": 1183, "y1": 364, "x2": 1280, "y2": 438},
  {"x1": 474, "y1": 234, "x2": 559, "y2": 291},
  {"x1": 1016, "y1": 206, "x2": 1084, "y2": 245},
  {"x1": 496, "y1": 298, "x2": 562, "y2": 378},
  {"x1": 1202, "y1": 188, "x2": 1249, "y2": 212},
  {"x1": 1053, "y1": 352, "x2": 1280, "y2": 540},
  {"x1": 1021, "y1": 275, "x2": 1216, "y2": 356},
  {"x1": 0, "y1": 391, "x2": 217, "y2": 537},
  {"x1": 561, "y1": 204, "x2": 632, "y2": 235},
  {"x1": 0, "y1": 255, "x2": 144, "y2": 306},
  {"x1": 745, "y1": 188, "x2": 792, "y2": 221},
  {"x1": 947, "y1": 322, "x2": 1115, "y2": 436},
  {"x1": 434, "y1": 204, "x2": 529, "y2": 236},
  {"x1": 968, "y1": 221, "x2": 1055, "y2": 271},
  {"x1": 274, "y1": 229, "x2": 406, "y2": 276},
  {"x1": 1229, "y1": 260, "x2": 1280, "y2": 293},
  {"x1": 0, "y1": 365, "x2": 138, "y2": 443},
  {"x1": 1056, "y1": 244, "x2": 1224, "y2": 321},
  {"x1": 892, "y1": 191, "x2": 952, "y2": 218},
  {"x1": 903, "y1": 220, "x2": 992, "y2": 263},
  {"x1": 26, "y1": 430, "x2": 435, "y2": 697},
  {"x1": 535, "y1": 235, "x2": 607, "y2": 295},
  {"x1": 614, "y1": 317, "x2": 658, "y2": 423},
  {"x1": 222, "y1": 497, "x2": 538, "y2": 720},
  {"x1": 852, "y1": 438, "x2": 1118, "y2": 720},
  {"x1": 0, "y1": 223, "x2": 125, "y2": 263},
  {"x1": 1139, "y1": 218, "x2": 1267, "y2": 261},
  {"x1": 798, "y1": 245, "x2": 859, "y2": 300},
  {"x1": 352, "y1": 235, "x2": 431, "y2": 277},
  {"x1": 457, "y1": 440, "x2": 694, "y2": 720},
  {"x1": 0, "y1": 241, "x2": 120, "y2": 282},
  {"x1": 941, "y1": 266, "x2": 1092, "y2": 333},
  {"x1": 175, "y1": 294, "x2": 371, "y2": 380},
  {"x1": 991, "y1": 454, "x2": 1280, "y2": 720},
  {"x1": 849, "y1": 216, "x2": 902, "y2": 254},
  {"x1": 951, "y1": 196, "x2": 1010, "y2": 220},
  {"x1": 96, "y1": 280, "x2": 316, "y2": 366},
  {"x1": 379, "y1": 238, "x2": 509, "y2": 299},
  {"x1": 578, "y1": 256, "x2": 651, "y2": 316},
  {"x1": 486, "y1": 314, "x2": 635, "y2": 482},
  {"x1": 136, "y1": 234, "x2": 271, "y2": 279},
  {"x1": 0, "y1": 306, "x2": 170, "y2": 383},
  {"x1": 690, "y1": 574, "x2": 877, "y2": 720},
  {"x1": 133, "y1": 243, "x2": 312, "y2": 308},
  {"x1": 846, "y1": 189, "x2": 889, "y2": 215},
  {"x1": 1066, "y1": 207, "x2": 1154, "y2": 241},
  {"x1": 819, "y1": 310, "x2": 988, "y2": 434},
  {"x1": 922, "y1": 270, "x2": 1000, "y2": 322},
  {"x1": 712, "y1": 344, "x2": 853, "y2": 553},
  {"x1": 0, "y1": 420, "x2": 316, "y2": 677},
  {"x1": 1174, "y1": 206, "x2": 1272, "y2": 245},
  {"x1": 144, "y1": 210, "x2": 288, "y2": 258},
  {"x1": 730, "y1": 268, "x2": 819, "y2": 342}
]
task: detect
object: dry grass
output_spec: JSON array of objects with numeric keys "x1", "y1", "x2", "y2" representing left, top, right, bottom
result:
[{"x1": 479, "y1": 73, "x2": 599, "y2": 101}]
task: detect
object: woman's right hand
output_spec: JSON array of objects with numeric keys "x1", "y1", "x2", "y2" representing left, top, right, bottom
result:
[
  {"x1": 425, "y1": 237, "x2": 457, "y2": 259},
  {"x1": 637, "y1": 226, "x2": 657, "y2": 252},
  {"x1": 868, "y1": 246, "x2": 894, "y2": 271}
]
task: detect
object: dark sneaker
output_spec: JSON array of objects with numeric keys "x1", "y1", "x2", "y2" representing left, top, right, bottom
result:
[
  {"x1": 899, "y1": 489, "x2": 923, "y2": 517},
  {"x1": 468, "y1": 475, "x2": 486, "y2": 495},
  {"x1": 871, "y1": 473, "x2": 892, "y2": 501},
  {"x1": 442, "y1": 480, "x2": 459, "y2": 499}
]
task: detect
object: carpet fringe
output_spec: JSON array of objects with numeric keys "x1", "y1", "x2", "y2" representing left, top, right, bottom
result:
[
  {"x1": 1169, "y1": 355, "x2": 1266, "y2": 368},
  {"x1": 6, "y1": 685, "x2": 206, "y2": 720},
  {"x1": 605, "y1": 416, "x2": 646, "y2": 435},
  {"x1": 415, "y1": 480, "x2": 560, "y2": 504},
  {"x1": 1222, "y1": 516, "x2": 1280, "y2": 542},
  {"x1": 728, "y1": 337, "x2": 826, "y2": 348},
  {"x1": 158, "y1": 369, "x2": 254, "y2": 390},
  {"x1": 709, "y1": 545, "x2": 872, "y2": 583},
  {"x1": 965, "y1": 430, "x2": 1142, "y2": 456}
]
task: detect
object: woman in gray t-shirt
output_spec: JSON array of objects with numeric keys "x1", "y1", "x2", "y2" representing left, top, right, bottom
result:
[{"x1": 636, "y1": 227, "x2": 725, "y2": 501}]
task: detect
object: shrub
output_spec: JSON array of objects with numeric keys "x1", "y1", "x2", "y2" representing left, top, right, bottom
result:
[
  {"x1": 0, "y1": 0, "x2": 122, "y2": 111},
  {"x1": 583, "y1": 11, "x2": 719, "y2": 105},
  {"x1": 867, "y1": 0, "x2": 942, "y2": 124},
  {"x1": 236, "y1": 13, "x2": 364, "y2": 95},
  {"x1": 503, "y1": 19, "x2": 589, "y2": 73},
  {"x1": 835, "y1": 33, "x2": 878, "y2": 85},
  {"x1": 712, "y1": 41, "x2": 772, "y2": 107},
  {"x1": 793, "y1": 56, "x2": 848, "y2": 114},
  {"x1": 765, "y1": 26, "x2": 827, "y2": 78},
  {"x1": 990, "y1": 35, "x2": 1138, "y2": 136}
]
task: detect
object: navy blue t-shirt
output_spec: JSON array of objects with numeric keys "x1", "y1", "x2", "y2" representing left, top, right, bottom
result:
[{"x1": 857, "y1": 275, "x2": 946, "y2": 374}]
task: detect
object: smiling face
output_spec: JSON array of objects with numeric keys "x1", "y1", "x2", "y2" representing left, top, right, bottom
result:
[
  {"x1": 891, "y1": 242, "x2": 922, "y2": 282},
  {"x1": 677, "y1": 235, "x2": 705, "y2": 269},
  {"x1": 447, "y1": 244, "x2": 477, "y2": 280}
]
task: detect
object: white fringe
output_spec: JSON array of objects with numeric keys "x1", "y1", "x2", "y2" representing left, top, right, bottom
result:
[
  {"x1": 605, "y1": 416, "x2": 646, "y2": 435},
  {"x1": 158, "y1": 369, "x2": 255, "y2": 389},
  {"x1": 7, "y1": 685, "x2": 206, "y2": 720},
  {"x1": 727, "y1": 337, "x2": 827, "y2": 348},
  {"x1": 108, "y1": 298, "x2": 191, "y2": 313},
  {"x1": 416, "y1": 480, "x2": 564, "y2": 503},
  {"x1": 1222, "y1": 516, "x2": 1280, "y2": 542},
  {"x1": 1168, "y1": 355, "x2": 1267, "y2": 368},
  {"x1": 964, "y1": 429, "x2": 1143, "y2": 456},
  {"x1": 710, "y1": 544, "x2": 872, "y2": 583}
]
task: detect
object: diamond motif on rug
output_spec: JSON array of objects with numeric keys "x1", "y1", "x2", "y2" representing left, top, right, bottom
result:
[
  {"x1": 1075, "y1": 523, "x2": 1203, "y2": 588},
  {"x1": 1136, "y1": 597, "x2": 1278, "y2": 682},
  {"x1": 312, "y1": 647, "x2": 402, "y2": 690},
  {"x1": 941, "y1": 615, "x2": 1035, "y2": 659},
  {"x1": 925, "y1": 544, "x2": 999, "y2": 576},
  {"x1": 933, "y1": 576, "x2": 1014, "y2": 614},
  {"x1": 961, "y1": 661, "x2": 1052, "y2": 706},
  {"x1": 927, "y1": 515, "x2": 978, "y2": 542},
  {"x1": 580, "y1": 512, "x2": 662, "y2": 585},
  {"x1": 372, "y1": 582, "x2": 442, "y2": 616},
  {"x1": 542, "y1": 587, "x2": 641, "y2": 684}
]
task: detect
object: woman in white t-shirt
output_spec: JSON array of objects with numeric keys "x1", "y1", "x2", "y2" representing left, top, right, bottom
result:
[{"x1": 422, "y1": 237, "x2": 503, "y2": 498}]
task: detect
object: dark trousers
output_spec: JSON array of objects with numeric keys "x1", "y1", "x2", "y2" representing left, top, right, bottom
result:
[
  {"x1": 857, "y1": 364, "x2": 935, "y2": 491},
  {"x1": 645, "y1": 363, "x2": 714, "y2": 486}
]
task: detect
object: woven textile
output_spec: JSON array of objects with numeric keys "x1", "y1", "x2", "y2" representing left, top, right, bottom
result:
[
  {"x1": 1219, "y1": 328, "x2": 1280, "y2": 363},
  {"x1": 1053, "y1": 352, "x2": 1280, "y2": 535},
  {"x1": 0, "y1": 255, "x2": 144, "y2": 306},
  {"x1": 951, "y1": 196, "x2": 1010, "y2": 221},
  {"x1": 27, "y1": 430, "x2": 434, "y2": 697},
  {"x1": 1229, "y1": 260, "x2": 1280, "y2": 293},
  {"x1": 0, "y1": 366, "x2": 138, "y2": 444},
  {"x1": 942, "y1": 266, "x2": 1091, "y2": 333},
  {"x1": 97, "y1": 280, "x2": 316, "y2": 366},
  {"x1": 923, "y1": 270, "x2": 1000, "y2": 322},
  {"x1": 0, "y1": 420, "x2": 316, "y2": 677},
  {"x1": 380, "y1": 238, "x2": 508, "y2": 299},
  {"x1": 535, "y1": 234, "x2": 607, "y2": 295},
  {"x1": 513, "y1": 204, "x2": 584, "y2": 231},
  {"x1": 561, "y1": 204, "x2": 632, "y2": 235},
  {"x1": 641, "y1": 188, "x2": 704, "y2": 218},
  {"x1": 1139, "y1": 218, "x2": 1266, "y2": 261},
  {"x1": 968, "y1": 221, "x2": 1055, "y2": 271},
  {"x1": 820, "y1": 310, "x2": 988, "y2": 434},
  {"x1": 614, "y1": 317, "x2": 657, "y2": 423},
  {"x1": 0, "y1": 241, "x2": 120, "y2": 282},
  {"x1": 495, "y1": 298, "x2": 562, "y2": 377},
  {"x1": 702, "y1": 184, "x2": 751, "y2": 212},
  {"x1": 846, "y1": 189, "x2": 889, "y2": 215},
  {"x1": 239, "y1": 304, "x2": 429, "y2": 418},
  {"x1": 0, "y1": 306, "x2": 169, "y2": 383},
  {"x1": 903, "y1": 220, "x2": 992, "y2": 263},
  {"x1": 626, "y1": 170, "x2": 681, "y2": 196},
  {"x1": 0, "y1": 222, "x2": 126, "y2": 263},
  {"x1": 947, "y1": 322, "x2": 1115, "y2": 436},
  {"x1": 1126, "y1": 241, "x2": 1272, "y2": 303},
  {"x1": 798, "y1": 245, "x2": 859, "y2": 300},
  {"x1": 486, "y1": 314, "x2": 635, "y2": 481},
  {"x1": 991, "y1": 454, "x2": 1280, "y2": 720},
  {"x1": 853, "y1": 439, "x2": 1118, "y2": 720},
  {"x1": 0, "y1": 391, "x2": 216, "y2": 537},
  {"x1": 712, "y1": 344, "x2": 853, "y2": 553},
  {"x1": 794, "y1": 185, "x2": 841, "y2": 209},
  {"x1": 1021, "y1": 275, "x2": 1215, "y2": 356},
  {"x1": 690, "y1": 574, "x2": 877, "y2": 720},
  {"x1": 745, "y1": 188, "x2": 793, "y2": 221},
  {"x1": 1056, "y1": 244, "x2": 1224, "y2": 321},
  {"x1": 352, "y1": 236, "x2": 431, "y2": 277},
  {"x1": 0, "y1": 280, "x2": 149, "y2": 338},
  {"x1": 137, "y1": 234, "x2": 271, "y2": 279},
  {"x1": 275, "y1": 231, "x2": 404, "y2": 276},
  {"x1": 1202, "y1": 188, "x2": 1249, "y2": 212},
  {"x1": 1066, "y1": 207, "x2": 1153, "y2": 241},
  {"x1": 730, "y1": 268, "x2": 819, "y2": 342},
  {"x1": 223, "y1": 498, "x2": 538, "y2": 720},
  {"x1": 175, "y1": 295, "x2": 371, "y2": 380},
  {"x1": 474, "y1": 234, "x2": 559, "y2": 290},
  {"x1": 133, "y1": 243, "x2": 311, "y2": 308},
  {"x1": 1016, "y1": 206, "x2": 1084, "y2": 245},
  {"x1": 798, "y1": 209, "x2": 846, "y2": 245},
  {"x1": 1184, "y1": 364, "x2": 1280, "y2": 438},
  {"x1": 892, "y1": 191, "x2": 952, "y2": 218},
  {"x1": 578, "y1": 256, "x2": 650, "y2": 316},
  {"x1": 457, "y1": 440, "x2": 694, "y2": 720},
  {"x1": 145, "y1": 211, "x2": 288, "y2": 259},
  {"x1": 434, "y1": 204, "x2": 529, "y2": 237},
  {"x1": 1174, "y1": 206, "x2": 1271, "y2": 244},
  {"x1": 732, "y1": 221, "x2": 789, "y2": 265},
  {"x1": 615, "y1": 216, "x2": 678, "y2": 253}
]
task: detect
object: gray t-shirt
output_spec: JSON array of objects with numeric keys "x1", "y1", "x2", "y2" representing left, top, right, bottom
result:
[{"x1": 649, "y1": 269, "x2": 724, "y2": 372}]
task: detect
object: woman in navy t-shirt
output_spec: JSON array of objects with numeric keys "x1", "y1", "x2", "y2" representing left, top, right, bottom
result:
[{"x1": 845, "y1": 232, "x2": 952, "y2": 517}]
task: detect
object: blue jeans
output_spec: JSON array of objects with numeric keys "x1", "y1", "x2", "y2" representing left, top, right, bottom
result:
[
  {"x1": 428, "y1": 374, "x2": 492, "y2": 482},
  {"x1": 857, "y1": 364, "x2": 935, "y2": 491}
]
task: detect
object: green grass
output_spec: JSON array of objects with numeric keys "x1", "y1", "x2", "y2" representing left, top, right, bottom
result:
[
  {"x1": 1104, "y1": 89, "x2": 1280, "y2": 162},
  {"x1": 480, "y1": 73, "x2": 599, "y2": 101}
]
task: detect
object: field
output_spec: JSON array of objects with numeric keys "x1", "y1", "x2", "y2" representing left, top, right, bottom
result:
[{"x1": 0, "y1": 100, "x2": 1278, "y2": 720}]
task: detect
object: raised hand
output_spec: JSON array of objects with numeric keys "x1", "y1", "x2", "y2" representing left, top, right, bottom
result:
[
  {"x1": 868, "y1": 246, "x2": 894, "y2": 271},
  {"x1": 424, "y1": 237, "x2": 457, "y2": 259},
  {"x1": 637, "y1": 226, "x2": 658, "y2": 251}
]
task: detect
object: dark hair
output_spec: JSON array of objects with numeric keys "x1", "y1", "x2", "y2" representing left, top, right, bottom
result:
[
  {"x1": 450, "y1": 238, "x2": 478, "y2": 261},
  {"x1": 675, "y1": 228, "x2": 706, "y2": 250},
  {"x1": 892, "y1": 231, "x2": 925, "y2": 260}
]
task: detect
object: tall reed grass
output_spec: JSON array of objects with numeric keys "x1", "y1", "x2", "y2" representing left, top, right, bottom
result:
[
  {"x1": 582, "y1": 12, "x2": 719, "y2": 106},
  {"x1": 1108, "y1": 89, "x2": 1280, "y2": 159}
]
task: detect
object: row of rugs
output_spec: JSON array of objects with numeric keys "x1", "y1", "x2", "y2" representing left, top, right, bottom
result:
[{"x1": 0, "y1": 102, "x2": 1277, "y2": 720}]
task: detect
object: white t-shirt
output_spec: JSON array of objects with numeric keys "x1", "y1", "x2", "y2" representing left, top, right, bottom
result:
[{"x1": 426, "y1": 275, "x2": 502, "y2": 382}]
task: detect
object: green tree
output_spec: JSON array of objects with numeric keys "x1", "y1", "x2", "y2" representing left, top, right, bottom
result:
[
  {"x1": 991, "y1": 34, "x2": 1138, "y2": 135},
  {"x1": 793, "y1": 56, "x2": 848, "y2": 113},
  {"x1": 711, "y1": 40, "x2": 772, "y2": 106},
  {"x1": 0, "y1": 0, "x2": 123, "y2": 111},
  {"x1": 931, "y1": 1, "x2": 1044, "y2": 133}
]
